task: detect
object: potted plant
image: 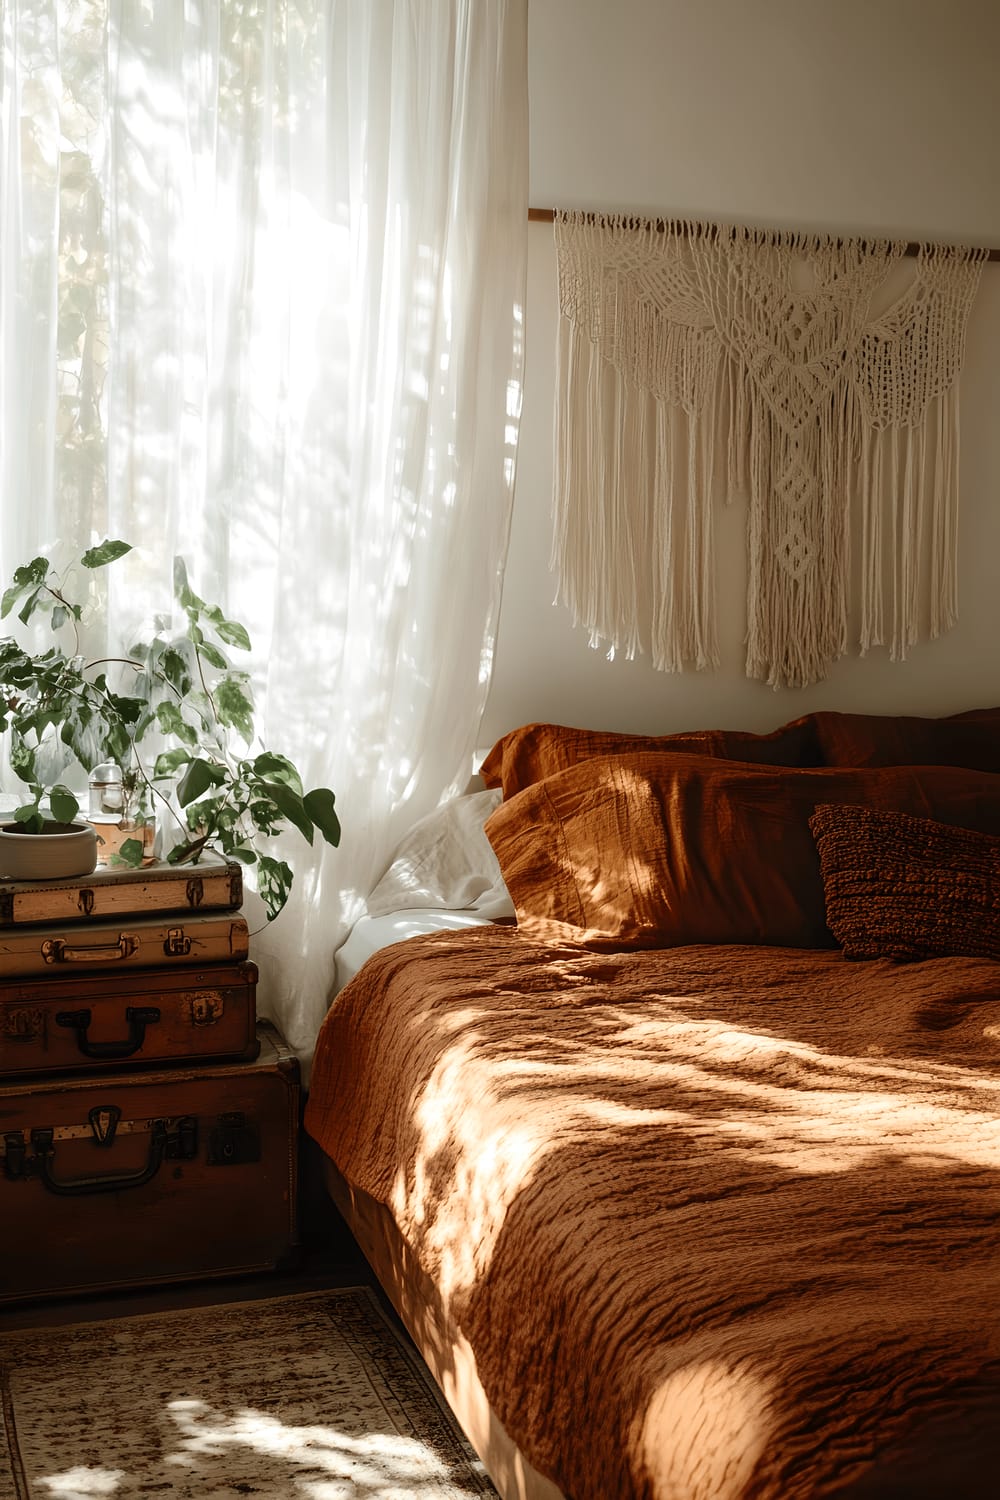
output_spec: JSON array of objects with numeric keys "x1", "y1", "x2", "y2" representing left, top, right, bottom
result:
[{"x1": 0, "y1": 540, "x2": 340, "y2": 917}]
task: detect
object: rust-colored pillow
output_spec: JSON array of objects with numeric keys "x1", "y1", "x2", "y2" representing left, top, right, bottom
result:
[
  {"x1": 484, "y1": 755, "x2": 1000, "y2": 951},
  {"x1": 812, "y1": 707, "x2": 1000, "y2": 772},
  {"x1": 479, "y1": 715, "x2": 822, "y2": 798},
  {"x1": 809, "y1": 803, "x2": 1000, "y2": 961}
]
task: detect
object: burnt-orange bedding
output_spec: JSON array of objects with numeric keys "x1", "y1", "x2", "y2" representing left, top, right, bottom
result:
[{"x1": 304, "y1": 926, "x2": 1000, "y2": 1500}]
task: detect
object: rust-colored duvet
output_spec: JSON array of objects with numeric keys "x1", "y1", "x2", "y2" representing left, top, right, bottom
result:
[{"x1": 304, "y1": 926, "x2": 1000, "y2": 1499}]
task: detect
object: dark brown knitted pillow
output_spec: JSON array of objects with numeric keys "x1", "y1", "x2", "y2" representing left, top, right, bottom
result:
[{"x1": 809, "y1": 803, "x2": 1000, "y2": 961}]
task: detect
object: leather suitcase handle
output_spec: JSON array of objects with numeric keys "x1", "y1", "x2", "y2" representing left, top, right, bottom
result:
[
  {"x1": 29, "y1": 1121, "x2": 169, "y2": 1195},
  {"x1": 9, "y1": 1117, "x2": 198, "y2": 1196},
  {"x1": 55, "y1": 1006, "x2": 161, "y2": 1060},
  {"x1": 41, "y1": 934, "x2": 139, "y2": 964}
]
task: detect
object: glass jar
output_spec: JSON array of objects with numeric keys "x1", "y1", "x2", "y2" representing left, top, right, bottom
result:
[
  {"x1": 87, "y1": 763, "x2": 157, "y2": 867},
  {"x1": 89, "y1": 762, "x2": 123, "y2": 816}
]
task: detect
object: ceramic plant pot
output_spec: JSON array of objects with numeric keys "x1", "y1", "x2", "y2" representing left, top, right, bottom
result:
[{"x1": 0, "y1": 821, "x2": 99, "y2": 881}]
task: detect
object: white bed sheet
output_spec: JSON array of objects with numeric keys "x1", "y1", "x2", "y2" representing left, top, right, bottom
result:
[{"x1": 335, "y1": 907, "x2": 498, "y2": 991}]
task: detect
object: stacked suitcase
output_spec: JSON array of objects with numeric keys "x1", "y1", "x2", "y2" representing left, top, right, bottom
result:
[{"x1": 0, "y1": 858, "x2": 299, "y2": 1304}]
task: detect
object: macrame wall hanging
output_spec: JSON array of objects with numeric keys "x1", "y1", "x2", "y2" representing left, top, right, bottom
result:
[{"x1": 551, "y1": 210, "x2": 987, "y2": 688}]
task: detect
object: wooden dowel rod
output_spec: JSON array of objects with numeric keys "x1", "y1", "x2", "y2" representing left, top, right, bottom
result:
[{"x1": 527, "y1": 206, "x2": 1000, "y2": 262}]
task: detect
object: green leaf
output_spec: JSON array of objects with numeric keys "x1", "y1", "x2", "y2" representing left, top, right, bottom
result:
[
  {"x1": 260, "y1": 783, "x2": 314, "y2": 844},
  {"x1": 215, "y1": 678, "x2": 255, "y2": 742},
  {"x1": 158, "y1": 646, "x2": 193, "y2": 694},
  {"x1": 59, "y1": 702, "x2": 96, "y2": 762},
  {"x1": 184, "y1": 790, "x2": 228, "y2": 834},
  {"x1": 12, "y1": 803, "x2": 45, "y2": 833},
  {"x1": 256, "y1": 855, "x2": 292, "y2": 921},
  {"x1": 153, "y1": 747, "x2": 193, "y2": 778},
  {"x1": 81, "y1": 539, "x2": 131, "y2": 568},
  {"x1": 50, "y1": 604, "x2": 69, "y2": 631},
  {"x1": 227, "y1": 846, "x2": 258, "y2": 865},
  {"x1": 154, "y1": 706, "x2": 189, "y2": 740},
  {"x1": 252, "y1": 752, "x2": 303, "y2": 794},
  {"x1": 303, "y1": 787, "x2": 341, "y2": 846},
  {"x1": 176, "y1": 757, "x2": 223, "y2": 807},
  {"x1": 102, "y1": 722, "x2": 134, "y2": 767},
  {"x1": 247, "y1": 799, "x2": 283, "y2": 836},
  {"x1": 113, "y1": 837, "x2": 145, "y2": 868},
  {"x1": 104, "y1": 690, "x2": 146, "y2": 726},
  {"x1": 17, "y1": 587, "x2": 44, "y2": 625},
  {"x1": 216, "y1": 619, "x2": 251, "y2": 651},
  {"x1": 2, "y1": 558, "x2": 50, "y2": 618},
  {"x1": 166, "y1": 835, "x2": 211, "y2": 865},
  {"x1": 155, "y1": 701, "x2": 198, "y2": 746},
  {"x1": 173, "y1": 555, "x2": 204, "y2": 613},
  {"x1": 8, "y1": 740, "x2": 36, "y2": 784},
  {"x1": 48, "y1": 785, "x2": 81, "y2": 824},
  {"x1": 195, "y1": 640, "x2": 228, "y2": 671}
]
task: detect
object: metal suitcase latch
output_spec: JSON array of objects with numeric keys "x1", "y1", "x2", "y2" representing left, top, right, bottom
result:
[
  {"x1": 3, "y1": 1131, "x2": 27, "y2": 1178},
  {"x1": 1, "y1": 1006, "x2": 45, "y2": 1043},
  {"x1": 167, "y1": 1116, "x2": 198, "y2": 1160},
  {"x1": 89, "y1": 1104, "x2": 121, "y2": 1147},
  {"x1": 207, "y1": 1112, "x2": 260, "y2": 1166},
  {"x1": 164, "y1": 927, "x2": 192, "y2": 957},
  {"x1": 188, "y1": 991, "x2": 224, "y2": 1026}
]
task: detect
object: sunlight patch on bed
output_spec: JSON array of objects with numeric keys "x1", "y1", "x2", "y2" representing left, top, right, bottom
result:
[
  {"x1": 400, "y1": 1033, "x2": 540, "y2": 1296},
  {"x1": 566, "y1": 1010, "x2": 1000, "y2": 1159},
  {"x1": 393, "y1": 1006, "x2": 1000, "y2": 1301},
  {"x1": 636, "y1": 1360, "x2": 773, "y2": 1500}
]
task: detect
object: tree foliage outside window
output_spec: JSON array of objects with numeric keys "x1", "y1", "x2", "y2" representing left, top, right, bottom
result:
[{"x1": 53, "y1": 0, "x2": 111, "y2": 541}]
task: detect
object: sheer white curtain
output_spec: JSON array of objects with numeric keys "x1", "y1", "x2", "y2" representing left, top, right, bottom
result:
[{"x1": 0, "y1": 0, "x2": 528, "y2": 1068}]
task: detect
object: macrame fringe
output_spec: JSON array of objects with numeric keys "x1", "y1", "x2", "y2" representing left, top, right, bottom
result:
[{"x1": 551, "y1": 210, "x2": 986, "y2": 688}]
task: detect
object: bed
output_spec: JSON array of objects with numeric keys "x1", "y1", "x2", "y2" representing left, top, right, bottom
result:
[{"x1": 304, "y1": 708, "x2": 1000, "y2": 1500}]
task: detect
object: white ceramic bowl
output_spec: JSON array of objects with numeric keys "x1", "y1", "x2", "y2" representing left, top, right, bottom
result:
[{"x1": 0, "y1": 821, "x2": 99, "y2": 881}]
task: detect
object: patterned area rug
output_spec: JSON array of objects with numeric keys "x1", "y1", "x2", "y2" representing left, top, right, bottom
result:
[{"x1": 0, "y1": 1287, "x2": 499, "y2": 1498}]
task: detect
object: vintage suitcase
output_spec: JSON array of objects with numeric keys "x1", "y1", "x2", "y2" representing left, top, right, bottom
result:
[
  {"x1": 0, "y1": 910, "x2": 249, "y2": 979},
  {"x1": 0, "y1": 854, "x2": 242, "y2": 926},
  {"x1": 0, "y1": 960, "x2": 260, "y2": 1079},
  {"x1": 0, "y1": 1021, "x2": 298, "y2": 1303}
]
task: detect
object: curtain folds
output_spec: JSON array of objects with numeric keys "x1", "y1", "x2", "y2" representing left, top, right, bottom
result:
[{"x1": 0, "y1": 0, "x2": 529, "y2": 1069}]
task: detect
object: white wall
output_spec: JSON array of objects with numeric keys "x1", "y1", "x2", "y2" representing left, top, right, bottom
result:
[{"x1": 480, "y1": 0, "x2": 1000, "y2": 744}]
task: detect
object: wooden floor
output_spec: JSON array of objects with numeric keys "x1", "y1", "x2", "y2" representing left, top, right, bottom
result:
[{"x1": 0, "y1": 1136, "x2": 377, "y2": 1334}]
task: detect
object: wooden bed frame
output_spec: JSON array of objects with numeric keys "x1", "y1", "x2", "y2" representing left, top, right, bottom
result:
[{"x1": 319, "y1": 1155, "x2": 563, "y2": 1500}]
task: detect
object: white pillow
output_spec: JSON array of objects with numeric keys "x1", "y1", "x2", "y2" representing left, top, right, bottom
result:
[{"x1": 365, "y1": 788, "x2": 514, "y2": 919}]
